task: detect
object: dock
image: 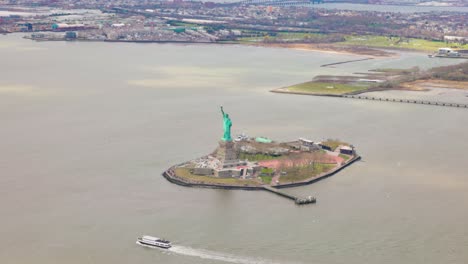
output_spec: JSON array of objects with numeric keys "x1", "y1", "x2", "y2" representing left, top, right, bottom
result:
[{"x1": 263, "y1": 186, "x2": 316, "y2": 205}]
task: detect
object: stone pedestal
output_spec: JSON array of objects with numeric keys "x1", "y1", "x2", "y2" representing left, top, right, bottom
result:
[
  {"x1": 215, "y1": 141, "x2": 250, "y2": 178},
  {"x1": 216, "y1": 140, "x2": 238, "y2": 164}
]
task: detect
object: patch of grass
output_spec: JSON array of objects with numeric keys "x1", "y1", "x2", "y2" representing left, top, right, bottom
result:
[
  {"x1": 279, "y1": 163, "x2": 336, "y2": 183},
  {"x1": 174, "y1": 168, "x2": 260, "y2": 186},
  {"x1": 260, "y1": 167, "x2": 275, "y2": 175},
  {"x1": 260, "y1": 175, "x2": 273, "y2": 184},
  {"x1": 322, "y1": 139, "x2": 349, "y2": 151},
  {"x1": 239, "y1": 153, "x2": 278, "y2": 161},
  {"x1": 167, "y1": 20, "x2": 199, "y2": 27},
  {"x1": 286, "y1": 81, "x2": 370, "y2": 95},
  {"x1": 275, "y1": 32, "x2": 326, "y2": 40},
  {"x1": 340, "y1": 35, "x2": 468, "y2": 52},
  {"x1": 339, "y1": 154, "x2": 351, "y2": 161}
]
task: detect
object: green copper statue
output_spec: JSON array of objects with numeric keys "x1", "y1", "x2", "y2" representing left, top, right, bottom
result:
[{"x1": 220, "y1": 106, "x2": 232, "y2": 141}]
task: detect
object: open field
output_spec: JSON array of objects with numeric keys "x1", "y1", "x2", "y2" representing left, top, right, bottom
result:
[
  {"x1": 284, "y1": 81, "x2": 371, "y2": 95},
  {"x1": 339, "y1": 36, "x2": 468, "y2": 52},
  {"x1": 237, "y1": 31, "x2": 468, "y2": 55},
  {"x1": 401, "y1": 79, "x2": 468, "y2": 91},
  {"x1": 279, "y1": 163, "x2": 336, "y2": 184},
  {"x1": 243, "y1": 42, "x2": 393, "y2": 57}
]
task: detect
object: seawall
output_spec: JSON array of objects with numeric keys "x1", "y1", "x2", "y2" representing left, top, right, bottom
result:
[{"x1": 162, "y1": 155, "x2": 360, "y2": 190}]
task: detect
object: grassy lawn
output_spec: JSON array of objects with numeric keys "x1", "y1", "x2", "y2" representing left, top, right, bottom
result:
[
  {"x1": 236, "y1": 37, "x2": 264, "y2": 43},
  {"x1": 275, "y1": 32, "x2": 326, "y2": 40},
  {"x1": 259, "y1": 175, "x2": 273, "y2": 184},
  {"x1": 239, "y1": 153, "x2": 278, "y2": 161},
  {"x1": 286, "y1": 81, "x2": 370, "y2": 95},
  {"x1": 339, "y1": 154, "x2": 351, "y2": 161},
  {"x1": 174, "y1": 168, "x2": 260, "y2": 186},
  {"x1": 321, "y1": 139, "x2": 349, "y2": 151},
  {"x1": 167, "y1": 21, "x2": 199, "y2": 27},
  {"x1": 340, "y1": 35, "x2": 468, "y2": 52},
  {"x1": 260, "y1": 167, "x2": 275, "y2": 175},
  {"x1": 279, "y1": 163, "x2": 336, "y2": 183}
]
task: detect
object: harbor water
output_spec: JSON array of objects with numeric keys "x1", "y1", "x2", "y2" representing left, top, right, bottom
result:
[{"x1": 1, "y1": 33, "x2": 468, "y2": 264}]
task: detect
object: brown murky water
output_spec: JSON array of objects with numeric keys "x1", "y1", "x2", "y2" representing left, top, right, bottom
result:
[{"x1": 1, "y1": 33, "x2": 467, "y2": 264}]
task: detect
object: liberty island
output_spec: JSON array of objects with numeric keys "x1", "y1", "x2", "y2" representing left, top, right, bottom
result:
[{"x1": 163, "y1": 107, "x2": 360, "y2": 204}]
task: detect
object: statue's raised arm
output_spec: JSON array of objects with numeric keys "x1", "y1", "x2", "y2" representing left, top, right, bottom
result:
[{"x1": 221, "y1": 106, "x2": 225, "y2": 116}]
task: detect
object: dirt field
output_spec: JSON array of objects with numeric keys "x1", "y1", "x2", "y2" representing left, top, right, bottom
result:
[
  {"x1": 400, "y1": 79, "x2": 468, "y2": 91},
  {"x1": 258, "y1": 153, "x2": 344, "y2": 170},
  {"x1": 248, "y1": 43, "x2": 393, "y2": 57}
]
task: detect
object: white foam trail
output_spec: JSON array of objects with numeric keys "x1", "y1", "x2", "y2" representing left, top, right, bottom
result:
[{"x1": 168, "y1": 245, "x2": 280, "y2": 264}]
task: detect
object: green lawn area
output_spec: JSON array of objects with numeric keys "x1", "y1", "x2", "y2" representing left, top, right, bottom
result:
[
  {"x1": 279, "y1": 163, "x2": 336, "y2": 184},
  {"x1": 339, "y1": 35, "x2": 468, "y2": 52},
  {"x1": 236, "y1": 37, "x2": 264, "y2": 43},
  {"x1": 286, "y1": 81, "x2": 370, "y2": 95},
  {"x1": 322, "y1": 139, "x2": 349, "y2": 151},
  {"x1": 260, "y1": 167, "x2": 275, "y2": 175},
  {"x1": 259, "y1": 175, "x2": 273, "y2": 184},
  {"x1": 339, "y1": 154, "x2": 351, "y2": 161},
  {"x1": 174, "y1": 168, "x2": 260, "y2": 186},
  {"x1": 167, "y1": 20, "x2": 199, "y2": 27},
  {"x1": 239, "y1": 153, "x2": 278, "y2": 161},
  {"x1": 275, "y1": 32, "x2": 325, "y2": 40}
]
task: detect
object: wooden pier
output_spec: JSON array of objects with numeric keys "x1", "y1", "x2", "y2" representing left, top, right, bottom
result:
[{"x1": 263, "y1": 186, "x2": 316, "y2": 205}]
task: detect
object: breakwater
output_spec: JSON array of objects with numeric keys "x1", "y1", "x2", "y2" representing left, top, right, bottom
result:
[
  {"x1": 321, "y1": 58, "x2": 373, "y2": 67},
  {"x1": 343, "y1": 95, "x2": 468, "y2": 108}
]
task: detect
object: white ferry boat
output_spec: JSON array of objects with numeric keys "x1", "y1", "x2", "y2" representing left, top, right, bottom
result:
[
  {"x1": 429, "y1": 48, "x2": 466, "y2": 58},
  {"x1": 136, "y1": 235, "x2": 172, "y2": 249}
]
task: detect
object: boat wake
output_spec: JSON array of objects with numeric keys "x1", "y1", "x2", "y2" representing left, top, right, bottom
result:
[{"x1": 168, "y1": 245, "x2": 280, "y2": 264}]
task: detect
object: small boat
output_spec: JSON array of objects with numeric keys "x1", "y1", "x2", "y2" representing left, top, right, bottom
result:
[{"x1": 136, "y1": 235, "x2": 171, "y2": 249}]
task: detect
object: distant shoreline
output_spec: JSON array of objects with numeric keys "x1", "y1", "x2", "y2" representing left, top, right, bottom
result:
[{"x1": 21, "y1": 33, "x2": 398, "y2": 57}]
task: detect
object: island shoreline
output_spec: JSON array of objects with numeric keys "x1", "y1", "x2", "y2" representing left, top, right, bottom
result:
[{"x1": 162, "y1": 155, "x2": 361, "y2": 190}]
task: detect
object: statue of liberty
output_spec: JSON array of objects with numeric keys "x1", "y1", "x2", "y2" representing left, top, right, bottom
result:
[{"x1": 220, "y1": 106, "x2": 232, "y2": 141}]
